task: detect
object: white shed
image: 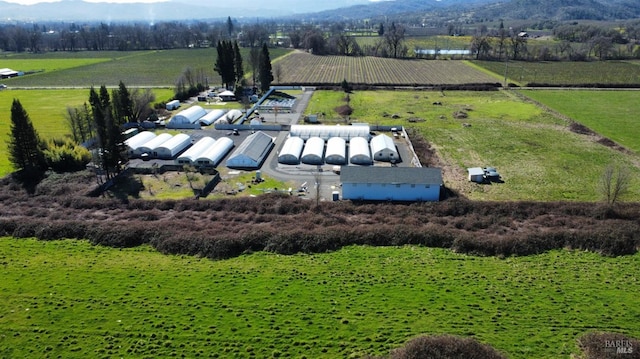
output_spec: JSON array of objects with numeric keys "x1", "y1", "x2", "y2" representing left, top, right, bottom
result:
[
  {"x1": 370, "y1": 134, "x2": 399, "y2": 162},
  {"x1": 341, "y1": 166, "x2": 443, "y2": 202},
  {"x1": 155, "y1": 133, "x2": 191, "y2": 159},
  {"x1": 195, "y1": 137, "x2": 234, "y2": 166},
  {"x1": 226, "y1": 131, "x2": 274, "y2": 169},
  {"x1": 278, "y1": 136, "x2": 304, "y2": 165},
  {"x1": 199, "y1": 109, "x2": 226, "y2": 126},
  {"x1": 170, "y1": 106, "x2": 207, "y2": 125},
  {"x1": 125, "y1": 131, "x2": 156, "y2": 157},
  {"x1": 349, "y1": 137, "x2": 372, "y2": 165},
  {"x1": 166, "y1": 100, "x2": 180, "y2": 110},
  {"x1": 218, "y1": 90, "x2": 236, "y2": 101},
  {"x1": 301, "y1": 137, "x2": 325, "y2": 165},
  {"x1": 468, "y1": 167, "x2": 485, "y2": 183},
  {"x1": 137, "y1": 133, "x2": 172, "y2": 157},
  {"x1": 177, "y1": 137, "x2": 216, "y2": 165}
]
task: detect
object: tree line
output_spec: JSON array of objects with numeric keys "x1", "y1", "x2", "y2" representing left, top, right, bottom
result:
[{"x1": 9, "y1": 82, "x2": 153, "y2": 178}]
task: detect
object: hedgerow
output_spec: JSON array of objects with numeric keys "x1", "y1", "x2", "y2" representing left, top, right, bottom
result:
[{"x1": 0, "y1": 171, "x2": 639, "y2": 260}]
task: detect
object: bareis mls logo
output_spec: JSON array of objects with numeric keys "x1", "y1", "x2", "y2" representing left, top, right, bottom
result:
[{"x1": 605, "y1": 340, "x2": 634, "y2": 354}]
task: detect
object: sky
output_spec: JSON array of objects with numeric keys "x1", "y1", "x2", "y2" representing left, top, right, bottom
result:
[{"x1": 4, "y1": 0, "x2": 168, "y2": 4}]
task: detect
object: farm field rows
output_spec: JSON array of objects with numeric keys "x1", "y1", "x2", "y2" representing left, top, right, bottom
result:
[
  {"x1": 1, "y1": 238, "x2": 638, "y2": 359},
  {"x1": 274, "y1": 52, "x2": 499, "y2": 85},
  {"x1": 520, "y1": 89, "x2": 640, "y2": 153},
  {"x1": 305, "y1": 90, "x2": 640, "y2": 201},
  {"x1": 473, "y1": 60, "x2": 640, "y2": 86},
  {"x1": 2, "y1": 48, "x2": 291, "y2": 87}
]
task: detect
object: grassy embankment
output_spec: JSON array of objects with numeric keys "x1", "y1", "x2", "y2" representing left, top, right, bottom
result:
[
  {"x1": 305, "y1": 90, "x2": 640, "y2": 201},
  {"x1": 0, "y1": 238, "x2": 638, "y2": 359}
]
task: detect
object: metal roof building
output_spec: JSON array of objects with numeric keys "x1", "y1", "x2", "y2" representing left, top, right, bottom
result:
[
  {"x1": 370, "y1": 134, "x2": 399, "y2": 162},
  {"x1": 196, "y1": 137, "x2": 234, "y2": 166},
  {"x1": 135, "y1": 133, "x2": 172, "y2": 157},
  {"x1": 125, "y1": 131, "x2": 156, "y2": 157},
  {"x1": 290, "y1": 125, "x2": 370, "y2": 141},
  {"x1": 155, "y1": 133, "x2": 192, "y2": 159},
  {"x1": 199, "y1": 109, "x2": 226, "y2": 126},
  {"x1": 349, "y1": 137, "x2": 372, "y2": 165},
  {"x1": 169, "y1": 106, "x2": 207, "y2": 126},
  {"x1": 176, "y1": 137, "x2": 216, "y2": 165},
  {"x1": 301, "y1": 137, "x2": 325, "y2": 165},
  {"x1": 325, "y1": 137, "x2": 347, "y2": 165},
  {"x1": 278, "y1": 136, "x2": 304, "y2": 165},
  {"x1": 341, "y1": 166, "x2": 443, "y2": 202},
  {"x1": 225, "y1": 131, "x2": 274, "y2": 169}
]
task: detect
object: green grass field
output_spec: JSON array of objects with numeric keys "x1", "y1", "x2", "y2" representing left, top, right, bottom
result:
[
  {"x1": 519, "y1": 90, "x2": 640, "y2": 153},
  {"x1": 306, "y1": 90, "x2": 640, "y2": 201},
  {"x1": 473, "y1": 60, "x2": 640, "y2": 86},
  {"x1": 0, "y1": 88, "x2": 175, "y2": 176},
  {"x1": 0, "y1": 238, "x2": 638, "y2": 358}
]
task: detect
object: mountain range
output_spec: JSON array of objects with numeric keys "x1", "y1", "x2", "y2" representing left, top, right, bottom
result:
[{"x1": 1, "y1": 0, "x2": 639, "y2": 22}]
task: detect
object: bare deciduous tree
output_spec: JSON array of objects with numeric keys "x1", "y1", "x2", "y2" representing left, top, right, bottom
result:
[{"x1": 599, "y1": 164, "x2": 631, "y2": 205}]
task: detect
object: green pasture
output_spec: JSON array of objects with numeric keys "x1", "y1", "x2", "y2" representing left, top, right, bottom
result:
[
  {"x1": 520, "y1": 90, "x2": 640, "y2": 153},
  {"x1": 2, "y1": 48, "x2": 291, "y2": 87},
  {"x1": 1, "y1": 238, "x2": 638, "y2": 358},
  {"x1": 306, "y1": 90, "x2": 640, "y2": 201},
  {"x1": 0, "y1": 88, "x2": 175, "y2": 176},
  {"x1": 473, "y1": 60, "x2": 640, "y2": 85},
  {"x1": 0, "y1": 58, "x2": 110, "y2": 74}
]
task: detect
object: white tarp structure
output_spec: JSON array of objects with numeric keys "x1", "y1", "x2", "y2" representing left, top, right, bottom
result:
[
  {"x1": 125, "y1": 131, "x2": 156, "y2": 157},
  {"x1": 169, "y1": 106, "x2": 207, "y2": 125},
  {"x1": 177, "y1": 137, "x2": 216, "y2": 165},
  {"x1": 199, "y1": 109, "x2": 226, "y2": 126},
  {"x1": 225, "y1": 109, "x2": 243, "y2": 123},
  {"x1": 155, "y1": 133, "x2": 191, "y2": 159},
  {"x1": 278, "y1": 136, "x2": 304, "y2": 165},
  {"x1": 226, "y1": 131, "x2": 274, "y2": 169},
  {"x1": 349, "y1": 137, "x2": 372, "y2": 165},
  {"x1": 196, "y1": 137, "x2": 234, "y2": 166},
  {"x1": 301, "y1": 137, "x2": 325, "y2": 165},
  {"x1": 370, "y1": 134, "x2": 399, "y2": 162},
  {"x1": 325, "y1": 137, "x2": 347, "y2": 165},
  {"x1": 290, "y1": 125, "x2": 370, "y2": 141},
  {"x1": 137, "y1": 133, "x2": 172, "y2": 157}
]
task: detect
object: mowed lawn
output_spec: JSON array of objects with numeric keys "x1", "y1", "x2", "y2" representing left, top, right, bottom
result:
[
  {"x1": 520, "y1": 90, "x2": 640, "y2": 153},
  {"x1": 0, "y1": 238, "x2": 638, "y2": 359},
  {"x1": 0, "y1": 88, "x2": 175, "y2": 176},
  {"x1": 306, "y1": 90, "x2": 640, "y2": 201}
]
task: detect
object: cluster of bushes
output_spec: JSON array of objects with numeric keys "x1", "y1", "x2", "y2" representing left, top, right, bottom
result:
[{"x1": 0, "y1": 170, "x2": 639, "y2": 260}]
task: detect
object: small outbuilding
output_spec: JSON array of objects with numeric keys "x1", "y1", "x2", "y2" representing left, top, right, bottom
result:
[
  {"x1": 349, "y1": 137, "x2": 372, "y2": 165},
  {"x1": 218, "y1": 90, "x2": 236, "y2": 101},
  {"x1": 278, "y1": 136, "x2": 304, "y2": 165},
  {"x1": 301, "y1": 137, "x2": 325, "y2": 165},
  {"x1": 370, "y1": 134, "x2": 399, "y2": 162},
  {"x1": 155, "y1": 133, "x2": 191, "y2": 159},
  {"x1": 325, "y1": 137, "x2": 347, "y2": 165},
  {"x1": 0, "y1": 68, "x2": 19, "y2": 79},
  {"x1": 468, "y1": 167, "x2": 485, "y2": 183},
  {"x1": 226, "y1": 131, "x2": 274, "y2": 169},
  {"x1": 341, "y1": 166, "x2": 443, "y2": 202},
  {"x1": 166, "y1": 100, "x2": 180, "y2": 111},
  {"x1": 290, "y1": 125, "x2": 370, "y2": 141},
  {"x1": 225, "y1": 109, "x2": 243, "y2": 123}
]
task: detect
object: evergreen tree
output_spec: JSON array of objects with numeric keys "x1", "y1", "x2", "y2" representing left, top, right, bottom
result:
[
  {"x1": 89, "y1": 86, "x2": 124, "y2": 178},
  {"x1": 8, "y1": 99, "x2": 45, "y2": 171},
  {"x1": 226, "y1": 16, "x2": 234, "y2": 38},
  {"x1": 258, "y1": 43, "x2": 274, "y2": 92},
  {"x1": 111, "y1": 81, "x2": 133, "y2": 126},
  {"x1": 233, "y1": 41, "x2": 244, "y2": 87},
  {"x1": 214, "y1": 40, "x2": 236, "y2": 89}
]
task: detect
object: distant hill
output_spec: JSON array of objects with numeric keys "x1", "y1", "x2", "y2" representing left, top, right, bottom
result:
[{"x1": 470, "y1": 0, "x2": 640, "y2": 21}]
